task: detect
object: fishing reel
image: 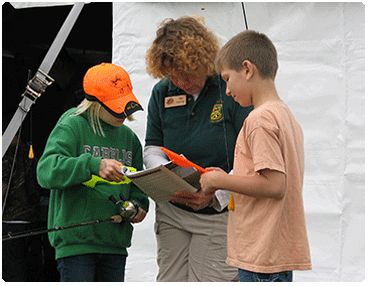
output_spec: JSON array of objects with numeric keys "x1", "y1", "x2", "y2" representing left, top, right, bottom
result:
[{"x1": 109, "y1": 193, "x2": 139, "y2": 223}]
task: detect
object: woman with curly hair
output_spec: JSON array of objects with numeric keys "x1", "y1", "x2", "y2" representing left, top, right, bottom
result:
[{"x1": 144, "y1": 16, "x2": 253, "y2": 282}]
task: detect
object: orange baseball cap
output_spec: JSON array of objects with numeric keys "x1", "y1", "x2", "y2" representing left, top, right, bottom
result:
[{"x1": 83, "y1": 63, "x2": 143, "y2": 118}]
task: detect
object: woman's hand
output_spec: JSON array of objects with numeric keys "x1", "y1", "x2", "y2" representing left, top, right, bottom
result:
[{"x1": 169, "y1": 189, "x2": 213, "y2": 211}]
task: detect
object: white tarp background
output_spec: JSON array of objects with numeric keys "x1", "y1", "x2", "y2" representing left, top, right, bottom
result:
[{"x1": 113, "y1": 2, "x2": 365, "y2": 282}]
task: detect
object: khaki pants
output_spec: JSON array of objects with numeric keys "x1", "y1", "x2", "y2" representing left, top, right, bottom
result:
[{"x1": 155, "y1": 202, "x2": 238, "y2": 282}]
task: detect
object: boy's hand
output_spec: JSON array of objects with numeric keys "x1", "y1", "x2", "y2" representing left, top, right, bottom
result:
[
  {"x1": 200, "y1": 167, "x2": 227, "y2": 195},
  {"x1": 99, "y1": 159, "x2": 126, "y2": 182}
]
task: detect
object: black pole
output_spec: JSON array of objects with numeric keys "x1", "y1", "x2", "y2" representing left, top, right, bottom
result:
[{"x1": 241, "y1": 2, "x2": 248, "y2": 30}]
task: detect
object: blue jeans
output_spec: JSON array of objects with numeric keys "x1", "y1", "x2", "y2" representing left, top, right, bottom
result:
[
  {"x1": 57, "y1": 253, "x2": 127, "y2": 282},
  {"x1": 239, "y1": 269, "x2": 293, "y2": 282}
]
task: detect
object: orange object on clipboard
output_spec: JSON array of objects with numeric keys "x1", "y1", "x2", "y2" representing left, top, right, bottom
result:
[
  {"x1": 160, "y1": 147, "x2": 235, "y2": 209},
  {"x1": 160, "y1": 147, "x2": 208, "y2": 173}
]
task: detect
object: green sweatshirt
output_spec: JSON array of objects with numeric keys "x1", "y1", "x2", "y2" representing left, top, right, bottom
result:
[{"x1": 37, "y1": 108, "x2": 149, "y2": 260}]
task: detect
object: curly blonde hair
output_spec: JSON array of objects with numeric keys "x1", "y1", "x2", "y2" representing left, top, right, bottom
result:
[{"x1": 146, "y1": 15, "x2": 220, "y2": 79}]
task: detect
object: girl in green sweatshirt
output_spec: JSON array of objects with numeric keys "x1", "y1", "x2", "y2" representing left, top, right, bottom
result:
[{"x1": 37, "y1": 63, "x2": 149, "y2": 282}]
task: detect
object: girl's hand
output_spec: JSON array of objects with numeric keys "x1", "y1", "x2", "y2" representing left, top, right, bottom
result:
[
  {"x1": 131, "y1": 207, "x2": 147, "y2": 223},
  {"x1": 99, "y1": 159, "x2": 126, "y2": 182}
]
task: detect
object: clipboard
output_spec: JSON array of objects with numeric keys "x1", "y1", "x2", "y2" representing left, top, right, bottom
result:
[{"x1": 160, "y1": 147, "x2": 223, "y2": 202}]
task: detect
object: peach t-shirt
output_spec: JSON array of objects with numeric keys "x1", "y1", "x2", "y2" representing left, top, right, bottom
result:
[{"x1": 226, "y1": 100, "x2": 312, "y2": 273}]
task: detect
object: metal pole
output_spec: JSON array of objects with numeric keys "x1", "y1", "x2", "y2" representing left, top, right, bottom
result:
[{"x1": 2, "y1": 3, "x2": 85, "y2": 157}]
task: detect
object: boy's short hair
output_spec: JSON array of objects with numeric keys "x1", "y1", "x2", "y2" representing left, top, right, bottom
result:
[{"x1": 215, "y1": 30, "x2": 278, "y2": 79}]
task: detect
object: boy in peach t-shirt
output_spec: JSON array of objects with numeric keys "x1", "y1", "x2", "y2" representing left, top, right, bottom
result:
[{"x1": 200, "y1": 30, "x2": 312, "y2": 282}]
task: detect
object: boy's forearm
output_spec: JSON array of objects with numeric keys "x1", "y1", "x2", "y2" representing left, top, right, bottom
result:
[{"x1": 215, "y1": 170, "x2": 286, "y2": 199}]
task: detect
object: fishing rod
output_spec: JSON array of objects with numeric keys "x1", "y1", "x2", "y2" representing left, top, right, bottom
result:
[{"x1": 3, "y1": 193, "x2": 139, "y2": 242}]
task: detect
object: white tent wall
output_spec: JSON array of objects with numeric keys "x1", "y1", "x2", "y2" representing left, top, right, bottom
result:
[
  {"x1": 243, "y1": 3, "x2": 365, "y2": 282},
  {"x1": 111, "y1": 2, "x2": 365, "y2": 282}
]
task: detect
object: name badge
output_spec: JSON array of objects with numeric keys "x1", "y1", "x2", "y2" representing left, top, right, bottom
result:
[{"x1": 164, "y1": 95, "x2": 187, "y2": 108}]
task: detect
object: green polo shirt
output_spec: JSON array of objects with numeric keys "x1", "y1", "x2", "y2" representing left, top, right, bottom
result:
[{"x1": 145, "y1": 75, "x2": 253, "y2": 214}]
